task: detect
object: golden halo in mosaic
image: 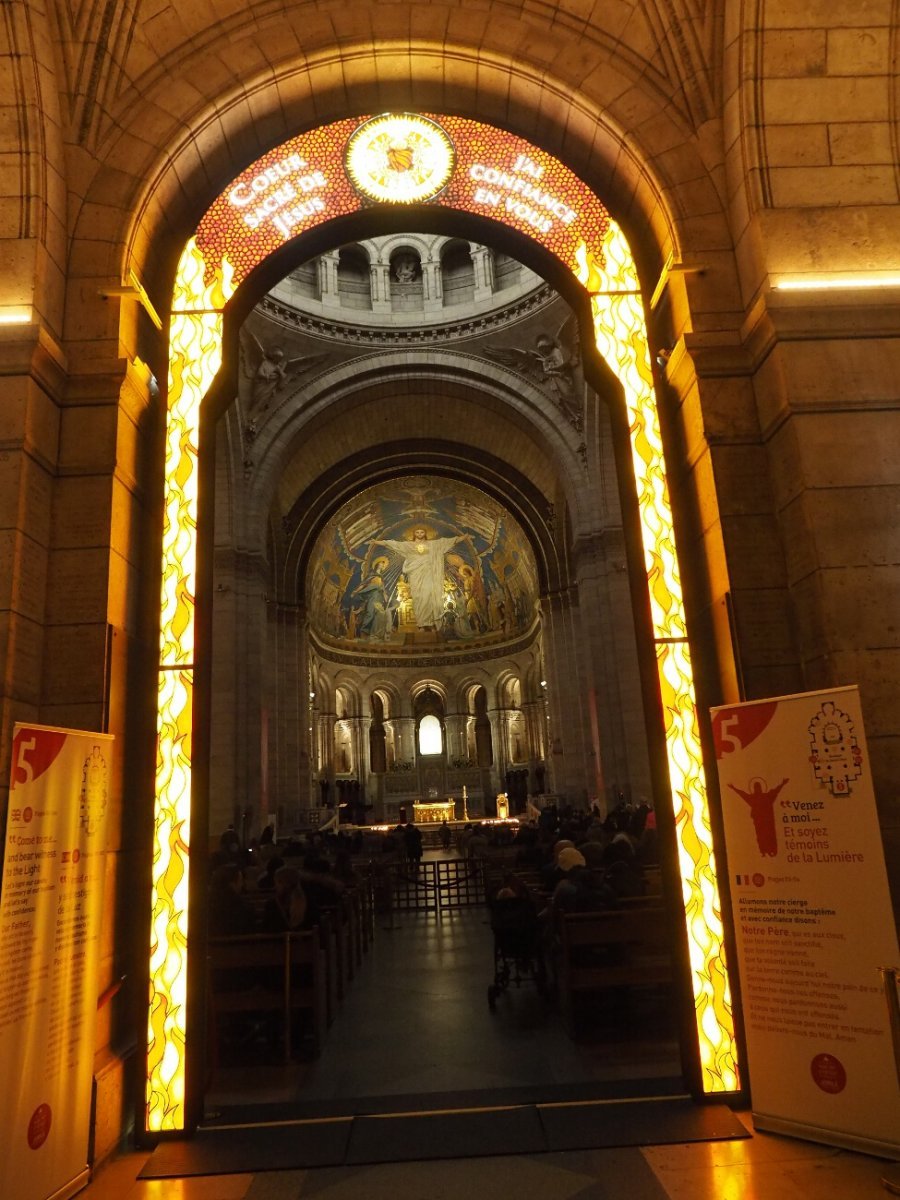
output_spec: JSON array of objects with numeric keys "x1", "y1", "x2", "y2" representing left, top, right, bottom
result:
[{"x1": 345, "y1": 114, "x2": 455, "y2": 204}]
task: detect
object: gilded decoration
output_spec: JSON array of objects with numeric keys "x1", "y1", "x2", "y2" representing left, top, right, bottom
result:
[{"x1": 307, "y1": 477, "x2": 538, "y2": 654}]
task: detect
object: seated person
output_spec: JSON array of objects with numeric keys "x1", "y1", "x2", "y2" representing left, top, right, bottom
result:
[
  {"x1": 255, "y1": 854, "x2": 284, "y2": 891},
  {"x1": 540, "y1": 839, "x2": 575, "y2": 892},
  {"x1": 208, "y1": 864, "x2": 257, "y2": 1000},
  {"x1": 261, "y1": 866, "x2": 310, "y2": 932},
  {"x1": 600, "y1": 837, "x2": 645, "y2": 898},
  {"x1": 208, "y1": 863, "x2": 256, "y2": 936},
  {"x1": 551, "y1": 848, "x2": 615, "y2": 914},
  {"x1": 298, "y1": 852, "x2": 344, "y2": 922},
  {"x1": 332, "y1": 848, "x2": 359, "y2": 886}
]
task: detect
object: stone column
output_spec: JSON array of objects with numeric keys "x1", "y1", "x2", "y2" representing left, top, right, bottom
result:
[
  {"x1": 470, "y1": 244, "x2": 494, "y2": 301},
  {"x1": 316, "y1": 709, "x2": 335, "y2": 805},
  {"x1": 397, "y1": 715, "x2": 416, "y2": 764},
  {"x1": 487, "y1": 708, "x2": 505, "y2": 790},
  {"x1": 231, "y1": 551, "x2": 269, "y2": 832},
  {"x1": 371, "y1": 262, "x2": 392, "y2": 313},
  {"x1": 319, "y1": 251, "x2": 341, "y2": 308},
  {"x1": 570, "y1": 528, "x2": 651, "y2": 806},
  {"x1": 422, "y1": 257, "x2": 443, "y2": 314},
  {"x1": 349, "y1": 715, "x2": 369, "y2": 785},
  {"x1": 522, "y1": 697, "x2": 547, "y2": 795},
  {"x1": 297, "y1": 624, "x2": 315, "y2": 812},
  {"x1": 445, "y1": 711, "x2": 468, "y2": 762},
  {"x1": 539, "y1": 585, "x2": 591, "y2": 803},
  {"x1": 269, "y1": 603, "x2": 308, "y2": 827}
]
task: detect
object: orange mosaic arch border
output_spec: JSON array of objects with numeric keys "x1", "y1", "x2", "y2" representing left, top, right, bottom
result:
[{"x1": 148, "y1": 113, "x2": 739, "y2": 1133}]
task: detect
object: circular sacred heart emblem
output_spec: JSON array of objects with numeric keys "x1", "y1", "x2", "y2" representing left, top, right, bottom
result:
[{"x1": 346, "y1": 113, "x2": 455, "y2": 204}]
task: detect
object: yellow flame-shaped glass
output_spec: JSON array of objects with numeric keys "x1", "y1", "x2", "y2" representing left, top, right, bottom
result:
[
  {"x1": 577, "y1": 224, "x2": 738, "y2": 1091},
  {"x1": 148, "y1": 240, "x2": 234, "y2": 1131}
]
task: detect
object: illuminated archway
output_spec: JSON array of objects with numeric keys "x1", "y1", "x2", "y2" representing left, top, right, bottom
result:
[{"x1": 148, "y1": 113, "x2": 738, "y2": 1132}]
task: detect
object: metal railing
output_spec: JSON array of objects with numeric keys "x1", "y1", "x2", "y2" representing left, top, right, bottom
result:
[{"x1": 375, "y1": 858, "x2": 486, "y2": 919}]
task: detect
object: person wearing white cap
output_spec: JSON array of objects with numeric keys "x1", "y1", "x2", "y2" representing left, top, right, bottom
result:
[{"x1": 552, "y1": 847, "x2": 614, "y2": 915}]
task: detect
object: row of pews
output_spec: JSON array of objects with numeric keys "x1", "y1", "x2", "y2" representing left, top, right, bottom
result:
[
  {"x1": 484, "y1": 851, "x2": 673, "y2": 1037},
  {"x1": 207, "y1": 873, "x2": 376, "y2": 1062},
  {"x1": 555, "y1": 894, "x2": 672, "y2": 1036}
]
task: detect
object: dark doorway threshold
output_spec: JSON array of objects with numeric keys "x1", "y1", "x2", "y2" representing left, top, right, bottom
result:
[{"x1": 139, "y1": 1091, "x2": 749, "y2": 1179}]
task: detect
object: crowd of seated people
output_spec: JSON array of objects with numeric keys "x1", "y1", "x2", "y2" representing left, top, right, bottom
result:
[{"x1": 206, "y1": 827, "x2": 375, "y2": 1063}]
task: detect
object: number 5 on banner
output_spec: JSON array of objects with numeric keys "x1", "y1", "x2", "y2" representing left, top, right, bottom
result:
[
  {"x1": 16, "y1": 736, "x2": 37, "y2": 785},
  {"x1": 716, "y1": 715, "x2": 741, "y2": 755}
]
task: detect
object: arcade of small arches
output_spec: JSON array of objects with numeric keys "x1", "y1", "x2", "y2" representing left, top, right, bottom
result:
[
  {"x1": 316, "y1": 672, "x2": 540, "y2": 825},
  {"x1": 281, "y1": 234, "x2": 538, "y2": 318}
]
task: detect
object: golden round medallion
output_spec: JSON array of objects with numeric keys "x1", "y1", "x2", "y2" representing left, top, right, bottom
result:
[{"x1": 345, "y1": 114, "x2": 455, "y2": 204}]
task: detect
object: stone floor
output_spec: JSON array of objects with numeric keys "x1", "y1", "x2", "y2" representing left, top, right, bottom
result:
[
  {"x1": 206, "y1": 904, "x2": 681, "y2": 1115},
  {"x1": 81, "y1": 884, "x2": 898, "y2": 1199}
]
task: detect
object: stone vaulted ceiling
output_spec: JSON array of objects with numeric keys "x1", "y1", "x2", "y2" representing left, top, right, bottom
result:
[{"x1": 48, "y1": 1, "x2": 724, "y2": 155}]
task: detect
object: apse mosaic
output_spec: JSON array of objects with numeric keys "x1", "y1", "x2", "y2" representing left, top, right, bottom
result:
[{"x1": 307, "y1": 477, "x2": 538, "y2": 652}]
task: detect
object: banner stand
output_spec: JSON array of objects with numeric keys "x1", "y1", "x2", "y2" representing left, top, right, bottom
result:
[
  {"x1": 0, "y1": 724, "x2": 114, "y2": 1200},
  {"x1": 711, "y1": 687, "x2": 900, "y2": 1158},
  {"x1": 759, "y1": 965, "x2": 900, "y2": 1161},
  {"x1": 45, "y1": 1170, "x2": 90, "y2": 1200},
  {"x1": 881, "y1": 967, "x2": 900, "y2": 1193},
  {"x1": 752, "y1": 1114, "x2": 900, "y2": 1162}
]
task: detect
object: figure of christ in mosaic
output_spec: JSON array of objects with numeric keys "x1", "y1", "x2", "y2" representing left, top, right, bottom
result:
[{"x1": 373, "y1": 526, "x2": 465, "y2": 629}]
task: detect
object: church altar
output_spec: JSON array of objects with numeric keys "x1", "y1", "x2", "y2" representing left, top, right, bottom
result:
[{"x1": 412, "y1": 799, "x2": 456, "y2": 823}]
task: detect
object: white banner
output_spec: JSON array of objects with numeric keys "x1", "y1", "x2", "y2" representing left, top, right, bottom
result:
[
  {"x1": 711, "y1": 686, "x2": 900, "y2": 1155},
  {"x1": 0, "y1": 724, "x2": 113, "y2": 1200}
]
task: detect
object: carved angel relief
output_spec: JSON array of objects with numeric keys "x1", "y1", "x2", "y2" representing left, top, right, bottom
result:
[
  {"x1": 240, "y1": 331, "x2": 329, "y2": 414},
  {"x1": 485, "y1": 313, "x2": 583, "y2": 431}
]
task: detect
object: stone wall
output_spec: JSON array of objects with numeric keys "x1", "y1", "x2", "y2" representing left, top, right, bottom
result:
[{"x1": 1, "y1": 0, "x2": 898, "y2": 1161}]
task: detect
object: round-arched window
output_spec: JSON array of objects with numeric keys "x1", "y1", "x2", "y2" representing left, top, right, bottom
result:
[{"x1": 418, "y1": 714, "x2": 443, "y2": 756}]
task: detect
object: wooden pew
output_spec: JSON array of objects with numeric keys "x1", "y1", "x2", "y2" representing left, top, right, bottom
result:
[
  {"x1": 318, "y1": 910, "x2": 338, "y2": 1027},
  {"x1": 346, "y1": 889, "x2": 363, "y2": 968},
  {"x1": 320, "y1": 905, "x2": 343, "y2": 989},
  {"x1": 287, "y1": 928, "x2": 327, "y2": 1057},
  {"x1": 208, "y1": 929, "x2": 326, "y2": 1060},
  {"x1": 555, "y1": 905, "x2": 672, "y2": 1037}
]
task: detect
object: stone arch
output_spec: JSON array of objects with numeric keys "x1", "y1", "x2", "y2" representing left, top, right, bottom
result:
[
  {"x1": 333, "y1": 681, "x2": 361, "y2": 719},
  {"x1": 498, "y1": 672, "x2": 522, "y2": 710},
  {"x1": 411, "y1": 678, "x2": 448, "y2": 707},
  {"x1": 335, "y1": 243, "x2": 371, "y2": 309},
  {"x1": 140, "y1": 108, "x2": 743, "y2": 1139},
  {"x1": 0, "y1": 2, "x2": 67, "y2": 329},
  {"x1": 275, "y1": 437, "x2": 571, "y2": 613},
  {"x1": 370, "y1": 681, "x2": 403, "y2": 720},
  {"x1": 310, "y1": 666, "x2": 329, "y2": 698},
  {"x1": 246, "y1": 362, "x2": 592, "y2": 597},
  {"x1": 440, "y1": 239, "x2": 476, "y2": 306},
  {"x1": 97, "y1": 36, "x2": 742, "y2": 326}
]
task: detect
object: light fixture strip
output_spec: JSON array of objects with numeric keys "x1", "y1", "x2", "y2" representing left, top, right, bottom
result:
[
  {"x1": 148, "y1": 239, "x2": 233, "y2": 1132},
  {"x1": 773, "y1": 276, "x2": 900, "y2": 291},
  {"x1": 577, "y1": 221, "x2": 739, "y2": 1093}
]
